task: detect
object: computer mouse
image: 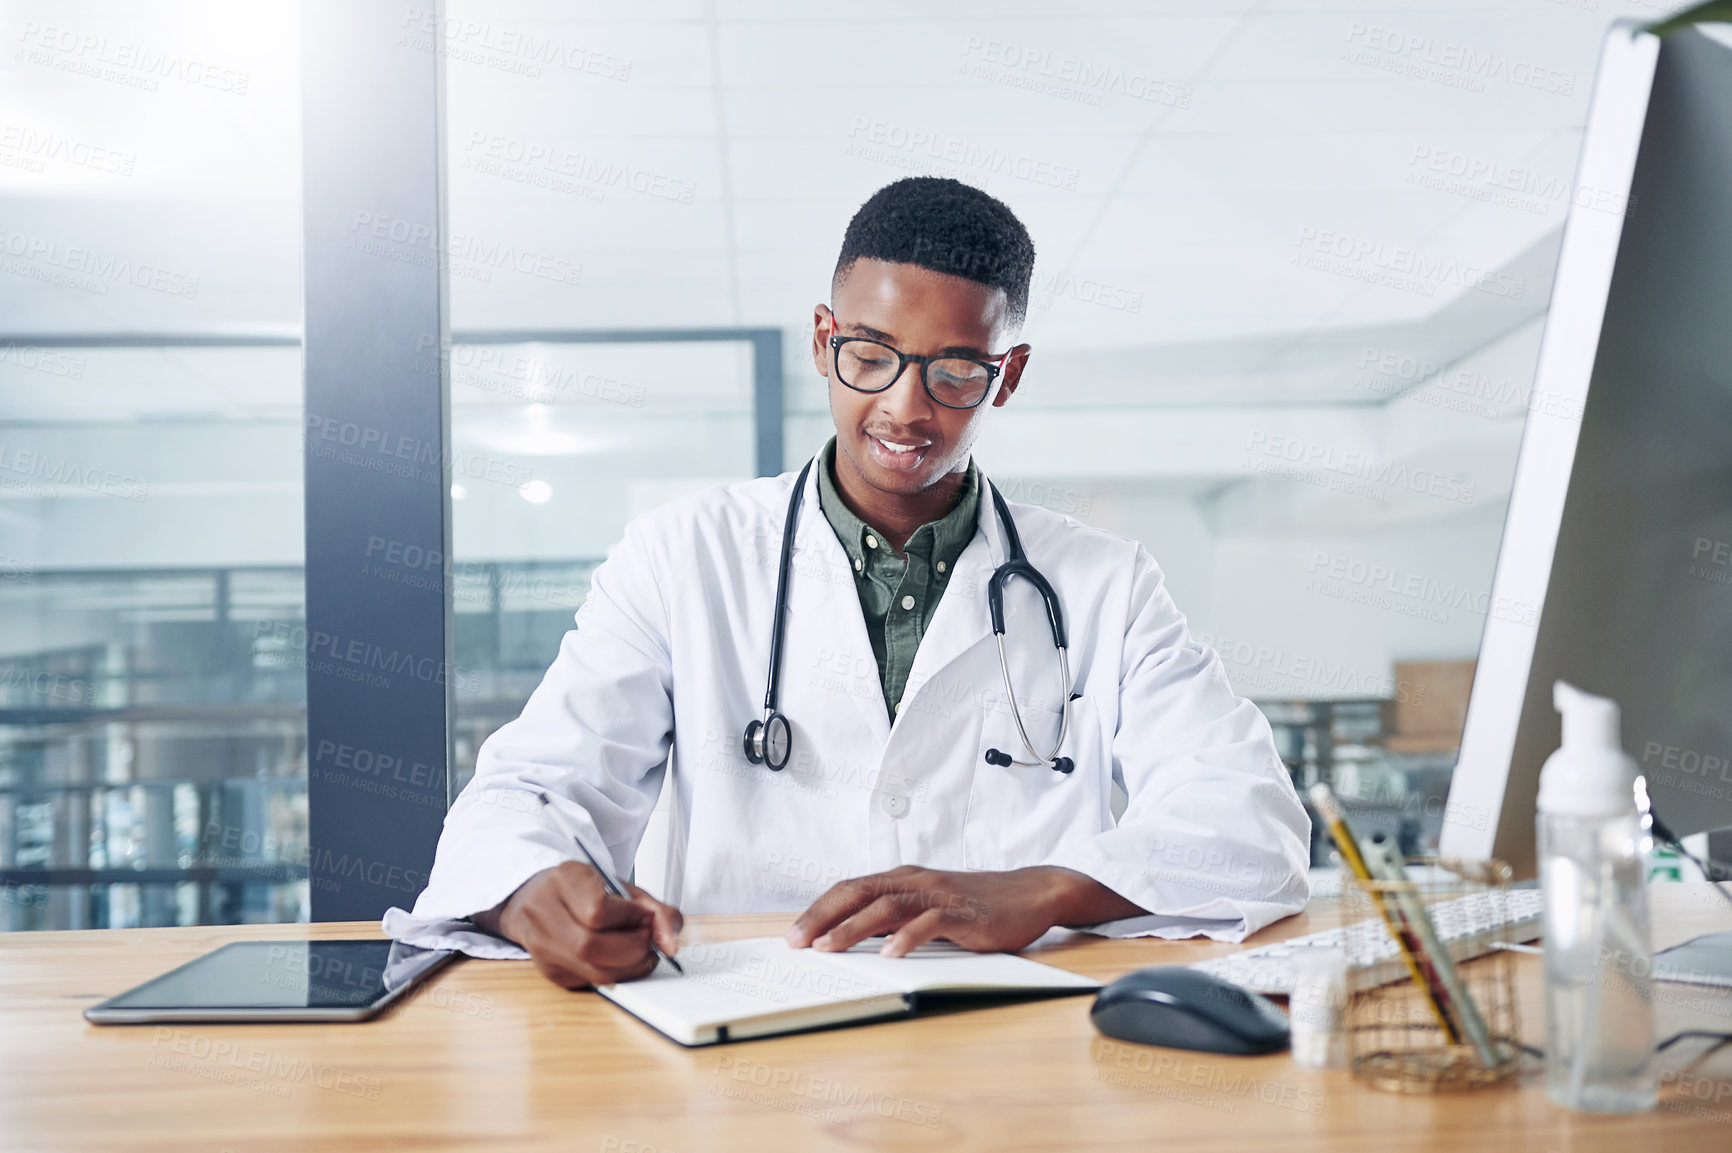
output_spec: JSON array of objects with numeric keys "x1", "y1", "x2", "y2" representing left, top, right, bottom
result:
[{"x1": 1090, "y1": 966, "x2": 1290, "y2": 1056}]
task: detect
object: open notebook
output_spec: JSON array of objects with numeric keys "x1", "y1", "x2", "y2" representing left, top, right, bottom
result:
[{"x1": 597, "y1": 936, "x2": 1101, "y2": 1046}]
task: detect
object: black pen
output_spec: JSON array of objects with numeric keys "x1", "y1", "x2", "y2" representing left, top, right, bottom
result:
[{"x1": 536, "y1": 791, "x2": 683, "y2": 975}]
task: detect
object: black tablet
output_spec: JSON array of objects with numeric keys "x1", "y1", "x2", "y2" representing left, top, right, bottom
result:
[{"x1": 84, "y1": 940, "x2": 458, "y2": 1024}]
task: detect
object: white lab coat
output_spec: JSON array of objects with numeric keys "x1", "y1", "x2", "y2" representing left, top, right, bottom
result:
[{"x1": 384, "y1": 459, "x2": 1311, "y2": 956}]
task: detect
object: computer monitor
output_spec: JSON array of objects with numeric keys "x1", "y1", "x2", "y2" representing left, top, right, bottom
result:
[{"x1": 1440, "y1": 22, "x2": 1732, "y2": 878}]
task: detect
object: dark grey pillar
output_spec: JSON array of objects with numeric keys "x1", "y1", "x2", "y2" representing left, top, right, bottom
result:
[{"x1": 301, "y1": 1, "x2": 451, "y2": 921}]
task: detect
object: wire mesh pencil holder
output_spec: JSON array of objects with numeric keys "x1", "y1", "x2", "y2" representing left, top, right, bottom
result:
[{"x1": 1340, "y1": 857, "x2": 1523, "y2": 1093}]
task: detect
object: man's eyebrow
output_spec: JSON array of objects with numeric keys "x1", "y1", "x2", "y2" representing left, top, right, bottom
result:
[
  {"x1": 841, "y1": 322, "x2": 990, "y2": 358},
  {"x1": 843, "y1": 322, "x2": 897, "y2": 343}
]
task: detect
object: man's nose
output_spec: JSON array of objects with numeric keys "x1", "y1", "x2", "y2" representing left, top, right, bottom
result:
[{"x1": 878, "y1": 359, "x2": 935, "y2": 424}]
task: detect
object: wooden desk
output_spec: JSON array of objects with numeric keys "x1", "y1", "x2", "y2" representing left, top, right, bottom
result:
[{"x1": 3, "y1": 886, "x2": 1731, "y2": 1152}]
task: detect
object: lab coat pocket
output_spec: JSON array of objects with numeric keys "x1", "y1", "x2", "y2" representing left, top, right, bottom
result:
[{"x1": 963, "y1": 692, "x2": 1107, "y2": 872}]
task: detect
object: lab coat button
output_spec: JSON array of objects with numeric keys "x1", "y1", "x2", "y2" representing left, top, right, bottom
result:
[{"x1": 881, "y1": 792, "x2": 909, "y2": 819}]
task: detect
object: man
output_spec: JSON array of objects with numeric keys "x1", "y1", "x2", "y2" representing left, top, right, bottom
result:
[{"x1": 386, "y1": 177, "x2": 1310, "y2": 989}]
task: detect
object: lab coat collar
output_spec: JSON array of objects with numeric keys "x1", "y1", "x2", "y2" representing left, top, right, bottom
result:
[
  {"x1": 784, "y1": 455, "x2": 1029, "y2": 741},
  {"x1": 893, "y1": 473, "x2": 1024, "y2": 727},
  {"x1": 786, "y1": 458, "x2": 892, "y2": 744}
]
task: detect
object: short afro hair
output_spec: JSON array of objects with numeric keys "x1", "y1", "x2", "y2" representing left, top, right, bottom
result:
[{"x1": 833, "y1": 178, "x2": 1037, "y2": 328}]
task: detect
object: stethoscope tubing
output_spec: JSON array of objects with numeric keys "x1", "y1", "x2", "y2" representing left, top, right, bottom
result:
[{"x1": 748, "y1": 458, "x2": 1074, "y2": 774}]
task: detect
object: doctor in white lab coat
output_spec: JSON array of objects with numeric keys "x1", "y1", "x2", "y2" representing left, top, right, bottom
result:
[{"x1": 387, "y1": 178, "x2": 1310, "y2": 988}]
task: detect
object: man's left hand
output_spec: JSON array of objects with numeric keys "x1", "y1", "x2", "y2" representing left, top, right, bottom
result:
[{"x1": 785, "y1": 865, "x2": 1144, "y2": 957}]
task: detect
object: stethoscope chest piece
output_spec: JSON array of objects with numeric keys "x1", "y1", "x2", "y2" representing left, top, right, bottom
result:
[{"x1": 743, "y1": 712, "x2": 792, "y2": 771}]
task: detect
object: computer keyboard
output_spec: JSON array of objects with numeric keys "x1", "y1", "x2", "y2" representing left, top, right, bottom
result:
[{"x1": 1191, "y1": 887, "x2": 1544, "y2": 996}]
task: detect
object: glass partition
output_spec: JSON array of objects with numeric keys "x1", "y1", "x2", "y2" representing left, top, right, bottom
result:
[
  {"x1": 446, "y1": 339, "x2": 757, "y2": 793},
  {"x1": 0, "y1": 4, "x2": 304, "y2": 929}
]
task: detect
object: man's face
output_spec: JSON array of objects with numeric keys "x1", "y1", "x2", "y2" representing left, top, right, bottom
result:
[{"x1": 811, "y1": 258, "x2": 1030, "y2": 499}]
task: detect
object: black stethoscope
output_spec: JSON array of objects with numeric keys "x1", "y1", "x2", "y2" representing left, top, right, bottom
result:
[{"x1": 742, "y1": 458, "x2": 1076, "y2": 776}]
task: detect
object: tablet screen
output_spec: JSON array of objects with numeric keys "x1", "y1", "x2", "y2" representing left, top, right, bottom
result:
[{"x1": 100, "y1": 941, "x2": 450, "y2": 1011}]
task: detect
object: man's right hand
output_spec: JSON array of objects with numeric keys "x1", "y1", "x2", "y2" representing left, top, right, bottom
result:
[{"x1": 473, "y1": 862, "x2": 683, "y2": 989}]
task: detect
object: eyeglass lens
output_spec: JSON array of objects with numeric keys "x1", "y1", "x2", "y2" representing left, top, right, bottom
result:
[{"x1": 834, "y1": 339, "x2": 992, "y2": 408}]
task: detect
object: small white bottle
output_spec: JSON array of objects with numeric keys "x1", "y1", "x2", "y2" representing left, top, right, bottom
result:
[
  {"x1": 1537, "y1": 681, "x2": 1656, "y2": 1113},
  {"x1": 1289, "y1": 947, "x2": 1348, "y2": 1069}
]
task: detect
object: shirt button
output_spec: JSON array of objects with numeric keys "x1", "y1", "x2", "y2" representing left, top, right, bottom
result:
[
  {"x1": 881, "y1": 792, "x2": 909, "y2": 819},
  {"x1": 936, "y1": 561, "x2": 947, "y2": 573},
  {"x1": 900, "y1": 595, "x2": 915, "y2": 610},
  {"x1": 865, "y1": 534, "x2": 878, "y2": 550},
  {"x1": 854, "y1": 557, "x2": 863, "y2": 572}
]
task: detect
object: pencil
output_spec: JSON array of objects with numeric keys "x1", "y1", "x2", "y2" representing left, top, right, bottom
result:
[
  {"x1": 1308, "y1": 783, "x2": 1459, "y2": 1043},
  {"x1": 1361, "y1": 831, "x2": 1498, "y2": 1066}
]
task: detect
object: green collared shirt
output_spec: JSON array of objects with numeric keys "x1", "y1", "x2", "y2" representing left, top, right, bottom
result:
[{"x1": 815, "y1": 438, "x2": 980, "y2": 718}]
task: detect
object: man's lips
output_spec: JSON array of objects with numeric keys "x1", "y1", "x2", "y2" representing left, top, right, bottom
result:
[
  {"x1": 864, "y1": 433, "x2": 933, "y2": 472},
  {"x1": 868, "y1": 433, "x2": 931, "y2": 454}
]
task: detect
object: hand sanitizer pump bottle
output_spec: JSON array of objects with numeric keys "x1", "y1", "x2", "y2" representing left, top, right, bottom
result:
[{"x1": 1537, "y1": 681, "x2": 1656, "y2": 1112}]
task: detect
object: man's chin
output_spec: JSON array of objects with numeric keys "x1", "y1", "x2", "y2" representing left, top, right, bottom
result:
[{"x1": 851, "y1": 458, "x2": 938, "y2": 495}]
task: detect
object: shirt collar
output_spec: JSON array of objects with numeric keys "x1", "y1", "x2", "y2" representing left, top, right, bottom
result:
[{"x1": 815, "y1": 437, "x2": 980, "y2": 570}]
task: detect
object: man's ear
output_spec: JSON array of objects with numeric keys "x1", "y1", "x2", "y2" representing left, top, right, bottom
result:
[
  {"x1": 991, "y1": 344, "x2": 1032, "y2": 408},
  {"x1": 810, "y1": 304, "x2": 833, "y2": 379}
]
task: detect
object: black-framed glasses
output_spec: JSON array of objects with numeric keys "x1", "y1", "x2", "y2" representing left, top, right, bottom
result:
[{"x1": 828, "y1": 330, "x2": 1011, "y2": 410}]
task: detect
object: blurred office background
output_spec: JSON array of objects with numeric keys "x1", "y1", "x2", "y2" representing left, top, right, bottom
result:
[{"x1": 0, "y1": 0, "x2": 1687, "y2": 929}]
